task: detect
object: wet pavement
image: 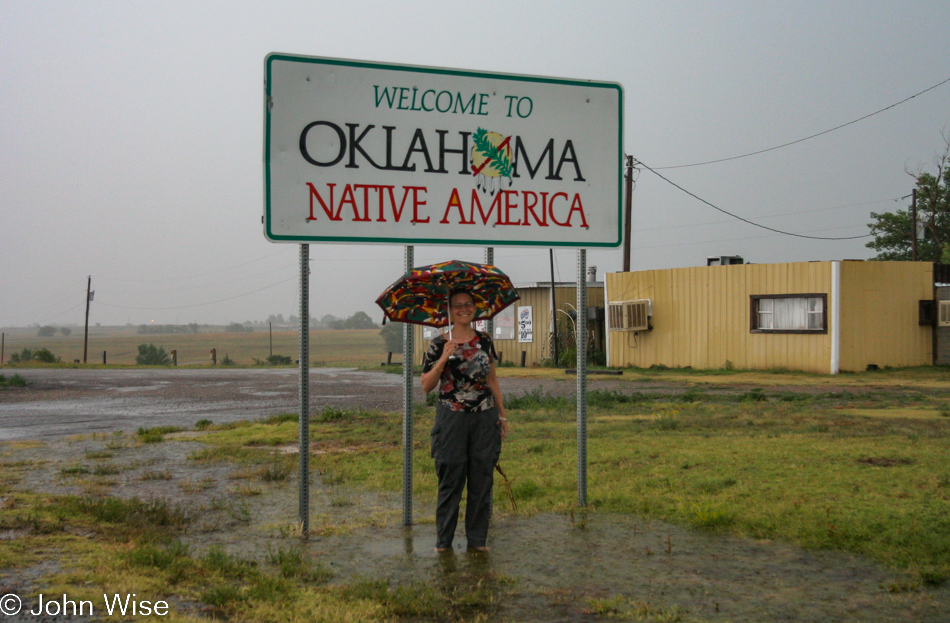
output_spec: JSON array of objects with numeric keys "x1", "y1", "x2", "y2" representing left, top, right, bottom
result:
[{"x1": 0, "y1": 368, "x2": 408, "y2": 441}]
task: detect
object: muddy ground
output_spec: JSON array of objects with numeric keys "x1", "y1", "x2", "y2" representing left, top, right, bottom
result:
[{"x1": 2, "y1": 368, "x2": 949, "y2": 621}]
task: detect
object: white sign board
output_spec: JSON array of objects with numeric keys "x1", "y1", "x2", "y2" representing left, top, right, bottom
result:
[
  {"x1": 264, "y1": 54, "x2": 623, "y2": 247},
  {"x1": 518, "y1": 306, "x2": 534, "y2": 343}
]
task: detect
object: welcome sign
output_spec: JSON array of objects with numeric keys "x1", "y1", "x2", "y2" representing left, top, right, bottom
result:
[{"x1": 264, "y1": 54, "x2": 623, "y2": 247}]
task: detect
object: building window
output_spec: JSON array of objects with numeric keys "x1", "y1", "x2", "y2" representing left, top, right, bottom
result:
[{"x1": 750, "y1": 294, "x2": 827, "y2": 333}]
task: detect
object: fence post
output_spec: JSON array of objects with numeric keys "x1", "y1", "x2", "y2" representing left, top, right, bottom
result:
[
  {"x1": 103, "y1": 351, "x2": 106, "y2": 365},
  {"x1": 171, "y1": 350, "x2": 177, "y2": 366},
  {"x1": 211, "y1": 348, "x2": 217, "y2": 366}
]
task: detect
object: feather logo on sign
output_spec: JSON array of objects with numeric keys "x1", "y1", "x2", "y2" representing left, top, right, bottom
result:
[{"x1": 471, "y1": 128, "x2": 514, "y2": 196}]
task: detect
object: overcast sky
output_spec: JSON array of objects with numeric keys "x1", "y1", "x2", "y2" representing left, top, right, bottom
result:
[{"x1": 2, "y1": 0, "x2": 949, "y2": 328}]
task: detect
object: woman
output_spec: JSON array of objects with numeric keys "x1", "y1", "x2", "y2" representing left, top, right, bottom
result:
[{"x1": 421, "y1": 288, "x2": 508, "y2": 552}]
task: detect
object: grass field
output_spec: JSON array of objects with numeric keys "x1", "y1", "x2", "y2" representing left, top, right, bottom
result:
[{"x1": 0, "y1": 325, "x2": 389, "y2": 367}]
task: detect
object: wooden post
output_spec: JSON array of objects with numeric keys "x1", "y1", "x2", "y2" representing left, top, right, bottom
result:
[
  {"x1": 912, "y1": 188, "x2": 918, "y2": 261},
  {"x1": 623, "y1": 155, "x2": 634, "y2": 272},
  {"x1": 83, "y1": 276, "x2": 92, "y2": 364},
  {"x1": 211, "y1": 348, "x2": 217, "y2": 366},
  {"x1": 171, "y1": 350, "x2": 177, "y2": 366},
  {"x1": 102, "y1": 351, "x2": 107, "y2": 365}
]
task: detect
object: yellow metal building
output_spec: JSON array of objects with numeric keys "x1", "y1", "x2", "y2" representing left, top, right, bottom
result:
[
  {"x1": 412, "y1": 282, "x2": 605, "y2": 367},
  {"x1": 605, "y1": 261, "x2": 934, "y2": 374}
]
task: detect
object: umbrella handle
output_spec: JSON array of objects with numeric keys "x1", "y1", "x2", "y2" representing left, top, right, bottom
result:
[{"x1": 446, "y1": 289, "x2": 460, "y2": 360}]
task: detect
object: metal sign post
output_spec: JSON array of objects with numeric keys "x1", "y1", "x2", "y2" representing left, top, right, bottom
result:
[
  {"x1": 298, "y1": 244, "x2": 310, "y2": 535},
  {"x1": 576, "y1": 249, "x2": 588, "y2": 507},
  {"x1": 484, "y1": 247, "x2": 495, "y2": 338},
  {"x1": 402, "y1": 246, "x2": 415, "y2": 526}
]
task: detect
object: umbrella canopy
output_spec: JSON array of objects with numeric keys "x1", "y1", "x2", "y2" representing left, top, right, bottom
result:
[{"x1": 375, "y1": 260, "x2": 520, "y2": 328}]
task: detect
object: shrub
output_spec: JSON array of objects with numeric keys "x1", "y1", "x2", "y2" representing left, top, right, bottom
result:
[
  {"x1": 8, "y1": 348, "x2": 32, "y2": 364},
  {"x1": 266, "y1": 354, "x2": 293, "y2": 365},
  {"x1": 37, "y1": 325, "x2": 56, "y2": 337},
  {"x1": 136, "y1": 343, "x2": 171, "y2": 365},
  {"x1": 32, "y1": 348, "x2": 60, "y2": 363},
  {"x1": 6, "y1": 374, "x2": 27, "y2": 387}
]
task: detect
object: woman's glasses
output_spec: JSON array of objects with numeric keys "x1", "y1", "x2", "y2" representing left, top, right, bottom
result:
[{"x1": 451, "y1": 302, "x2": 475, "y2": 309}]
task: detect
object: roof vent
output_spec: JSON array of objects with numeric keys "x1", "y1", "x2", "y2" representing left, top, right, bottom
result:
[{"x1": 707, "y1": 255, "x2": 744, "y2": 266}]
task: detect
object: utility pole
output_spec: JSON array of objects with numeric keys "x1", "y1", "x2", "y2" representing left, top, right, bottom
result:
[
  {"x1": 623, "y1": 155, "x2": 635, "y2": 272},
  {"x1": 83, "y1": 276, "x2": 93, "y2": 364},
  {"x1": 911, "y1": 189, "x2": 918, "y2": 261}
]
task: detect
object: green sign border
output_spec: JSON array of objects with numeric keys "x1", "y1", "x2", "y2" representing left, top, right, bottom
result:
[{"x1": 264, "y1": 53, "x2": 624, "y2": 248}]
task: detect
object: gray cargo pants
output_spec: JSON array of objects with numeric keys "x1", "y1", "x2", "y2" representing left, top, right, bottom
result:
[{"x1": 431, "y1": 403, "x2": 503, "y2": 549}]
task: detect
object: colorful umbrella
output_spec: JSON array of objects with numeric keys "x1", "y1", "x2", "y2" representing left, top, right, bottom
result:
[{"x1": 375, "y1": 260, "x2": 520, "y2": 331}]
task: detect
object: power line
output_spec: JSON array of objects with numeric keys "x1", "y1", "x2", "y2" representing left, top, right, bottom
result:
[
  {"x1": 634, "y1": 159, "x2": 872, "y2": 241},
  {"x1": 634, "y1": 197, "x2": 900, "y2": 234},
  {"x1": 654, "y1": 77, "x2": 950, "y2": 170},
  {"x1": 631, "y1": 222, "x2": 869, "y2": 252}
]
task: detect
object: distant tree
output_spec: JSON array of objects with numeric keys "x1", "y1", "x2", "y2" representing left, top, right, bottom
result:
[
  {"x1": 135, "y1": 343, "x2": 171, "y2": 366},
  {"x1": 380, "y1": 322, "x2": 404, "y2": 353},
  {"x1": 344, "y1": 311, "x2": 377, "y2": 330},
  {"x1": 37, "y1": 326, "x2": 56, "y2": 337},
  {"x1": 59, "y1": 327, "x2": 72, "y2": 337},
  {"x1": 867, "y1": 131, "x2": 950, "y2": 261},
  {"x1": 327, "y1": 318, "x2": 346, "y2": 330},
  {"x1": 225, "y1": 322, "x2": 251, "y2": 333}
]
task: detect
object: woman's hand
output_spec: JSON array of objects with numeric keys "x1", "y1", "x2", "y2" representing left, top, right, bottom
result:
[
  {"x1": 498, "y1": 415, "x2": 508, "y2": 440},
  {"x1": 440, "y1": 340, "x2": 458, "y2": 362},
  {"x1": 421, "y1": 340, "x2": 457, "y2": 394}
]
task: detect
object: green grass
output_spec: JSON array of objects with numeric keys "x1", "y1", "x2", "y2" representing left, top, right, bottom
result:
[{"x1": 137, "y1": 425, "x2": 184, "y2": 443}]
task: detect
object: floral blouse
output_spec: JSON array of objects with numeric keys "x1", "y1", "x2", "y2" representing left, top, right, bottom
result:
[{"x1": 422, "y1": 331, "x2": 496, "y2": 412}]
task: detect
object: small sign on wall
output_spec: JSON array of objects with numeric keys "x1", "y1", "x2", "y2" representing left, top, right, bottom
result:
[
  {"x1": 518, "y1": 306, "x2": 533, "y2": 343},
  {"x1": 494, "y1": 305, "x2": 516, "y2": 340}
]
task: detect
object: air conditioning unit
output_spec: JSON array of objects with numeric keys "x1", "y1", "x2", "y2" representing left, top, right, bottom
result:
[
  {"x1": 607, "y1": 299, "x2": 651, "y2": 332},
  {"x1": 939, "y1": 300, "x2": 950, "y2": 327}
]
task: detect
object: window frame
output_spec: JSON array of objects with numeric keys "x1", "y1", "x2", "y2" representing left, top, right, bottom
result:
[{"x1": 749, "y1": 293, "x2": 828, "y2": 334}]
